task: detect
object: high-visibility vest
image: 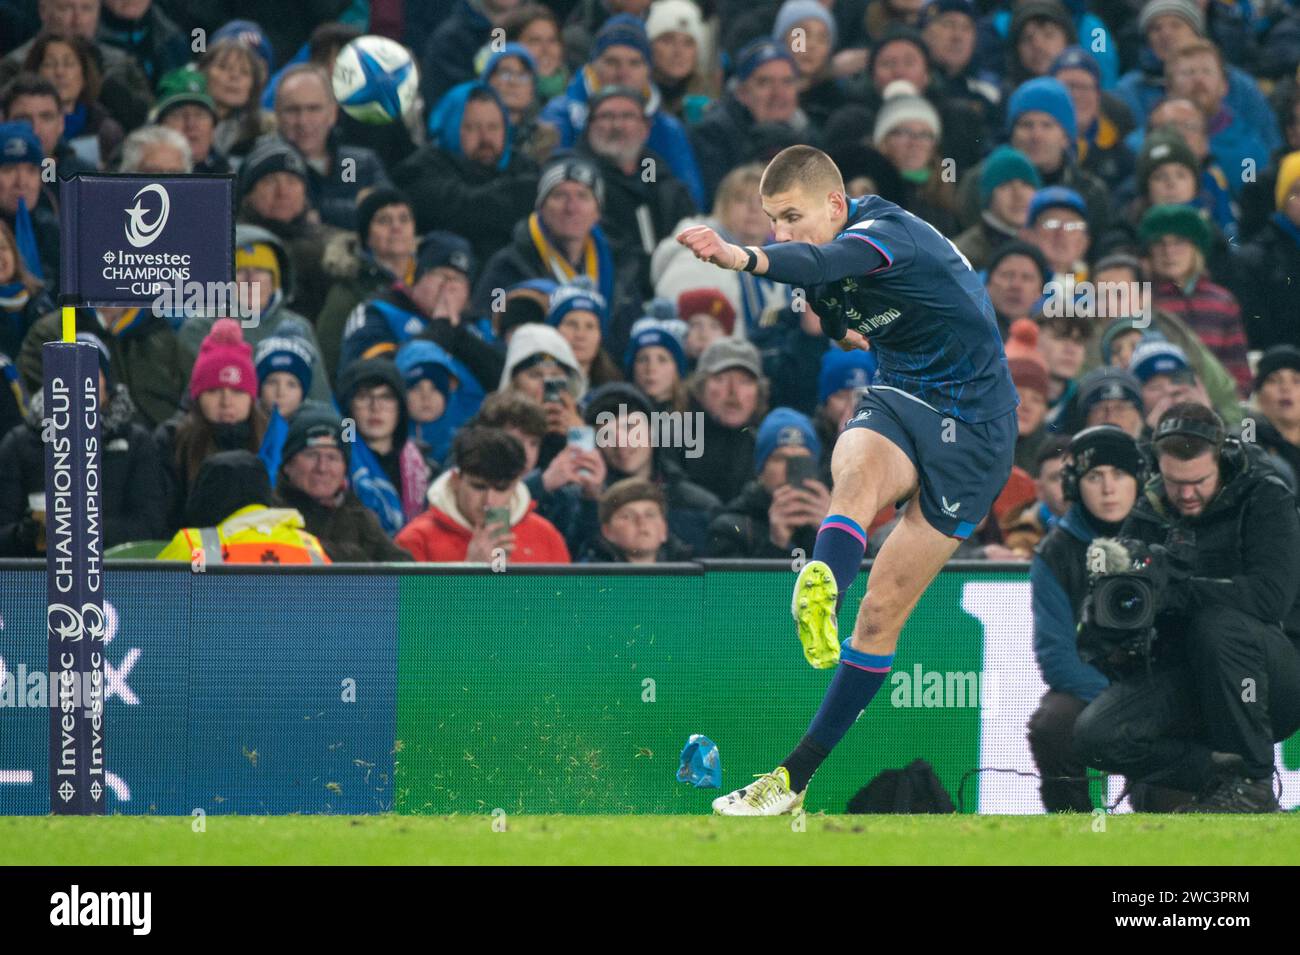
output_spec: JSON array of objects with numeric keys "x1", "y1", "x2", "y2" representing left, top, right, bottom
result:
[{"x1": 157, "y1": 505, "x2": 331, "y2": 565}]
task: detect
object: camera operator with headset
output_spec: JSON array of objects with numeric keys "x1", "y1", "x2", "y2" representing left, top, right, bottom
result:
[
  {"x1": 1073, "y1": 403, "x2": 1300, "y2": 812},
  {"x1": 1029, "y1": 426, "x2": 1146, "y2": 812}
]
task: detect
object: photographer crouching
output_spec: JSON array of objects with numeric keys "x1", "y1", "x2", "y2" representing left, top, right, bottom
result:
[
  {"x1": 1029, "y1": 426, "x2": 1145, "y2": 812},
  {"x1": 1073, "y1": 403, "x2": 1300, "y2": 812}
]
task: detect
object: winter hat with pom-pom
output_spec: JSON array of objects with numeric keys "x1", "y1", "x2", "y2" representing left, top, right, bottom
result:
[
  {"x1": 1005, "y1": 318, "x2": 1042, "y2": 362},
  {"x1": 873, "y1": 79, "x2": 941, "y2": 144},
  {"x1": 190, "y1": 318, "x2": 257, "y2": 400},
  {"x1": 1005, "y1": 318, "x2": 1050, "y2": 398}
]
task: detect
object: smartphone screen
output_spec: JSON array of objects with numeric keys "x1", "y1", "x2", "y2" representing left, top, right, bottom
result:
[
  {"x1": 784, "y1": 456, "x2": 816, "y2": 488},
  {"x1": 567, "y1": 425, "x2": 595, "y2": 452},
  {"x1": 542, "y1": 378, "x2": 566, "y2": 403}
]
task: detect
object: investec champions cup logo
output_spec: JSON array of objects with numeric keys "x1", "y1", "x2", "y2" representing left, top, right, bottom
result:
[
  {"x1": 123, "y1": 184, "x2": 170, "y2": 248},
  {"x1": 46, "y1": 603, "x2": 107, "y2": 643}
]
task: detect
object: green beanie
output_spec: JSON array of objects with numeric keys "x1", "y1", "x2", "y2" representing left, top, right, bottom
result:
[
  {"x1": 1139, "y1": 203, "x2": 1211, "y2": 255},
  {"x1": 980, "y1": 146, "x2": 1042, "y2": 205}
]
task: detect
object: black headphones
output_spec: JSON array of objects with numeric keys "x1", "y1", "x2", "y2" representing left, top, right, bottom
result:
[{"x1": 1062, "y1": 425, "x2": 1150, "y2": 503}]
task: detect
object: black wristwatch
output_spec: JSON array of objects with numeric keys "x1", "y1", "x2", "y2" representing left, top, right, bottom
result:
[{"x1": 740, "y1": 246, "x2": 759, "y2": 272}]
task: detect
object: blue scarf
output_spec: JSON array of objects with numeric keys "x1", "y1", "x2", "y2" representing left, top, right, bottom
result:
[
  {"x1": 1272, "y1": 210, "x2": 1300, "y2": 249},
  {"x1": 0, "y1": 280, "x2": 29, "y2": 311},
  {"x1": 13, "y1": 198, "x2": 43, "y2": 281},
  {"x1": 2, "y1": 355, "x2": 24, "y2": 416},
  {"x1": 64, "y1": 103, "x2": 88, "y2": 140},
  {"x1": 2, "y1": 280, "x2": 32, "y2": 370},
  {"x1": 349, "y1": 437, "x2": 406, "y2": 535},
  {"x1": 258, "y1": 404, "x2": 288, "y2": 489}
]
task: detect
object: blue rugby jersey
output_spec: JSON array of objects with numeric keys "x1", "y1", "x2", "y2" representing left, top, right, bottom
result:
[{"x1": 760, "y1": 195, "x2": 1018, "y2": 423}]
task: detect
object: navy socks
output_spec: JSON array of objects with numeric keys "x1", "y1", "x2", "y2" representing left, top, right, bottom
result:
[
  {"x1": 783, "y1": 642, "x2": 894, "y2": 792},
  {"x1": 812, "y1": 515, "x2": 866, "y2": 610}
]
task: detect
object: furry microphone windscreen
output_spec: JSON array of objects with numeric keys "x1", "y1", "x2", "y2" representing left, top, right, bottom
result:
[{"x1": 1085, "y1": 537, "x2": 1133, "y2": 577}]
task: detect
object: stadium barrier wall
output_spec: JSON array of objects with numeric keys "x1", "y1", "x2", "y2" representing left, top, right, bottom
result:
[{"x1": 2, "y1": 561, "x2": 1297, "y2": 815}]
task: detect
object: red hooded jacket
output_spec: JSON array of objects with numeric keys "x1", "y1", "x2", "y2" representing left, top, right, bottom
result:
[{"x1": 395, "y1": 470, "x2": 570, "y2": 563}]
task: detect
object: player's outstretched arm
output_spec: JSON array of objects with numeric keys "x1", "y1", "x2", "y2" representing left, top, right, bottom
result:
[
  {"x1": 676, "y1": 225, "x2": 872, "y2": 352},
  {"x1": 676, "y1": 225, "x2": 887, "y2": 287},
  {"x1": 675, "y1": 225, "x2": 762, "y2": 272}
]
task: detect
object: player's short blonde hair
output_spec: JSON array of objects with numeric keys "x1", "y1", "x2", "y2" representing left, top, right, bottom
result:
[{"x1": 760, "y1": 146, "x2": 845, "y2": 199}]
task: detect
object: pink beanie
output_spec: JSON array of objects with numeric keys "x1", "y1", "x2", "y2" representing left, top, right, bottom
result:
[{"x1": 189, "y1": 318, "x2": 257, "y2": 400}]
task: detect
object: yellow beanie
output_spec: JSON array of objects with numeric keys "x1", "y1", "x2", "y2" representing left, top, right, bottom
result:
[
  {"x1": 235, "y1": 242, "x2": 281, "y2": 288},
  {"x1": 1276, "y1": 151, "x2": 1300, "y2": 212}
]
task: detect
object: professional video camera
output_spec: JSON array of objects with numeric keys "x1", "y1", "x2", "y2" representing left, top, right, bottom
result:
[{"x1": 1078, "y1": 531, "x2": 1195, "y2": 677}]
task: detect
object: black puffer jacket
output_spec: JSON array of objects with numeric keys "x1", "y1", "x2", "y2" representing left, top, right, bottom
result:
[
  {"x1": 391, "y1": 144, "x2": 538, "y2": 270},
  {"x1": 578, "y1": 531, "x2": 694, "y2": 563},
  {"x1": 469, "y1": 218, "x2": 551, "y2": 318},
  {"x1": 154, "y1": 407, "x2": 268, "y2": 535},
  {"x1": 1232, "y1": 217, "x2": 1300, "y2": 352},
  {"x1": 706, "y1": 479, "x2": 819, "y2": 559},
  {"x1": 0, "y1": 385, "x2": 166, "y2": 555},
  {"x1": 662, "y1": 396, "x2": 758, "y2": 507},
  {"x1": 1120, "y1": 442, "x2": 1300, "y2": 639},
  {"x1": 690, "y1": 95, "x2": 811, "y2": 203},
  {"x1": 470, "y1": 215, "x2": 645, "y2": 344},
  {"x1": 309, "y1": 139, "x2": 392, "y2": 232}
]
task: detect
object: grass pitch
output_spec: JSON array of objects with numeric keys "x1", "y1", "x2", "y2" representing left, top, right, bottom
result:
[{"x1": 4, "y1": 813, "x2": 1298, "y2": 865}]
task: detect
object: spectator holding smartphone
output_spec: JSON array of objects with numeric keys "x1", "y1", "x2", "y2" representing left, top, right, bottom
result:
[
  {"x1": 396, "y1": 426, "x2": 571, "y2": 563},
  {"x1": 499, "y1": 322, "x2": 588, "y2": 469},
  {"x1": 474, "y1": 389, "x2": 605, "y2": 556},
  {"x1": 706, "y1": 407, "x2": 830, "y2": 558}
]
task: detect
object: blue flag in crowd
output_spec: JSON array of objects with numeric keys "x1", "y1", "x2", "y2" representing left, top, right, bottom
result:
[
  {"x1": 258, "y1": 404, "x2": 288, "y2": 489},
  {"x1": 349, "y1": 436, "x2": 405, "y2": 536}
]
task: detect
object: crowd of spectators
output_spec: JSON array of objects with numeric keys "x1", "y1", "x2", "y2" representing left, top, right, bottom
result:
[{"x1": 1, "y1": 0, "x2": 1298, "y2": 565}]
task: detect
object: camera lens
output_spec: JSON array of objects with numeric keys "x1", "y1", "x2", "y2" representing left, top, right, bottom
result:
[{"x1": 1104, "y1": 579, "x2": 1149, "y2": 626}]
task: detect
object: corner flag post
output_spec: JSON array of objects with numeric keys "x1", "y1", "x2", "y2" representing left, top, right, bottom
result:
[
  {"x1": 43, "y1": 324, "x2": 106, "y2": 814},
  {"x1": 48, "y1": 171, "x2": 234, "y2": 813}
]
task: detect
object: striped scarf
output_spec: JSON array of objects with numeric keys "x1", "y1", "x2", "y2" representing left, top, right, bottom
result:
[
  {"x1": 527, "y1": 212, "x2": 614, "y2": 312},
  {"x1": 101, "y1": 307, "x2": 147, "y2": 339},
  {"x1": 0, "y1": 280, "x2": 29, "y2": 312},
  {"x1": 2, "y1": 355, "x2": 25, "y2": 416}
]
